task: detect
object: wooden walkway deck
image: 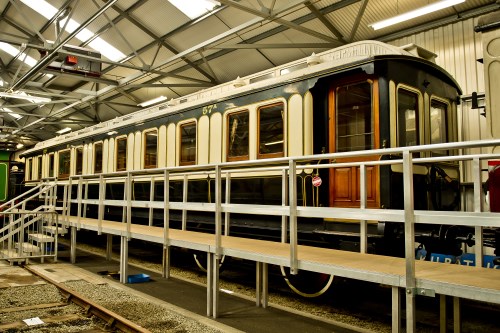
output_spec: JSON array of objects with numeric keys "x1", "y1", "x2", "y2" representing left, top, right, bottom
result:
[{"x1": 63, "y1": 216, "x2": 500, "y2": 332}]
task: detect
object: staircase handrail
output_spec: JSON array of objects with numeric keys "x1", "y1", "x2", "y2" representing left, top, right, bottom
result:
[{"x1": 0, "y1": 182, "x2": 57, "y2": 213}]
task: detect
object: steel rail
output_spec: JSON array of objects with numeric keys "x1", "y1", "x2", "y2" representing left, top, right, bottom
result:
[{"x1": 23, "y1": 265, "x2": 152, "y2": 333}]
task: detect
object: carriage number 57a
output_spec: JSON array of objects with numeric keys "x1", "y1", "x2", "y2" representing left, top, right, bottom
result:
[{"x1": 202, "y1": 104, "x2": 217, "y2": 115}]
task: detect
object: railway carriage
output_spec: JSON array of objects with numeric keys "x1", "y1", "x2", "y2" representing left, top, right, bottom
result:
[{"x1": 21, "y1": 40, "x2": 464, "y2": 262}]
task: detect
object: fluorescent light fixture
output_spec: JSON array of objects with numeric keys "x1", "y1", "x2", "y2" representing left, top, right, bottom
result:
[
  {"x1": 16, "y1": 143, "x2": 24, "y2": 149},
  {"x1": 1, "y1": 107, "x2": 23, "y2": 120},
  {"x1": 0, "y1": 91, "x2": 51, "y2": 103},
  {"x1": 56, "y1": 127, "x2": 72, "y2": 134},
  {"x1": 138, "y1": 96, "x2": 168, "y2": 107},
  {"x1": 369, "y1": 0, "x2": 465, "y2": 30},
  {"x1": 168, "y1": 0, "x2": 219, "y2": 19},
  {"x1": 20, "y1": 0, "x2": 126, "y2": 62}
]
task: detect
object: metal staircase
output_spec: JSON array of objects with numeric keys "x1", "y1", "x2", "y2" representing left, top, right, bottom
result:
[{"x1": 0, "y1": 181, "x2": 63, "y2": 264}]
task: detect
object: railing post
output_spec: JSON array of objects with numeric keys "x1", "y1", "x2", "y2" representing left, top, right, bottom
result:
[
  {"x1": 76, "y1": 176, "x2": 83, "y2": 230},
  {"x1": 61, "y1": 182, "x2": 68, "y2": 227},
  {"x1": 126, "y1": 172, "x2": 132, "y2": 240},
  {"x1": 149, "y1": 177, "x2": 155, "y2": 226},
  {"x1": 281, "y1": 168, "x2": 288, "y2": 243},
  {"x1": 83, "y1": 180, "x2": 89, "y2": 218},
  {"x1": 215, "y1": 165, "x2": 222, "y2": 257},
  {"x1": 98, "y1": 174, "x2": 105, "y2": 235},
  {"x1": 224, "y1": 172, "x2": 231, "y2": 236},
  {"x1": 288, "y1": 159, "x2": 298, "y2": 274},
  {"x1": 182, "y1": 174, "x2": 188, "y2": 230},
  {"x1": 163, "y1": 169, "x2": 170, "y2": 278},
  {"x1": 473, "y1": 157, "x2": 484, "y2": 267},
  {"x1": 403, "y1": 150, "x2": 416, "y2": 333},
  {"x1": 360, "y1": 164, "x2": 368, "y2": 253}
]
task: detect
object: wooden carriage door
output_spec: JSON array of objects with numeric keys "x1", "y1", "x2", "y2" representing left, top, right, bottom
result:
[{"x1": 329, "y1": 79, "x2": 380, "y2": 208}]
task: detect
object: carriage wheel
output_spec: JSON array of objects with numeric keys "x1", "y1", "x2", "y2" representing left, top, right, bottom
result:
[{"x1": 280, "y1": 266, "x2": 334, "y2": 297}]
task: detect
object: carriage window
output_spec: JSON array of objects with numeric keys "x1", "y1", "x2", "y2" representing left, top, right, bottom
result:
[
  {"x1": 116, "y1": 137, "x2": 127, "y2": 171},
  {"x1": 48, "y1": 154, "x2": 55, "y2": 177},
  {"x1": 258, "y1": 103, "x2": 284, "y2": 158},
  {"x1": 336, "y1": 81, "x2": 373, "y2": 152},
  {"x1": 227, "y1": 111, "x2": 249, "y2": 161},
  {"x1": 37, "y1": 156, "x2": 42, "y2": 180},
  {"x1": 144, "y1": 129, "x2": 158, "y2": 168},
  {"x1": 398, "y1": 89, "x2": 419, "y2": 147},
  {"x1": 58, "y1": 150, "x2": 71, "y2": 179},
  {"x1": 94, "y1": 142, "x2": 103, "y2": 173},
  {"x1": 180, "y1": 122, "x2": 196, "y2": 165},
  {"x1": 430, "y1": 99, "x2": 448, "y2": 156},
  {"x1": 75, "y1": 147, "x2": 83, "y2": 175}
]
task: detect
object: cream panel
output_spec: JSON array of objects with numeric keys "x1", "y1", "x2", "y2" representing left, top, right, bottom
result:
[
  {"x1": 83, "y1": 144, "x2": 90, "y2": 175},
  {"x1": 108, "y1": 138, "x2": 115, "y2": 172},
  {"x1": 128, "y1": 132, "x2": 136, "y2": 171},
  {"x1": 166, "y1": 123, "x2": 176, "y2": 167},
  {"x1": 210, "y1": 113, "x2": 222, "y2": 163},
  {"x1": 135, "y1": 131, "x2": 142, "y2": 170},
  {"x1": 158, "y1": 125, "x2": 167, "y2": 167},
  {"x1": 54, "y1": 152, "x2": 59, "y2": 178},
  {"x1": 103, "y1": 139, "x2": 109, "y2": 173},
  {"x1": 288, "y1": 94, "x2": 303, "y2": 157},
  {"x1": 70, "y1": 148, "x2": 75, "y2": 176},
  {"x1": 198, "y1": 115, "x2": 209, "y2": 165},
  {"x1": 249, "y1": 106, "x2": 257, "y2": 160},
  {"x1": 303, "y1": 91, "x2": 313, "y2": 156}
]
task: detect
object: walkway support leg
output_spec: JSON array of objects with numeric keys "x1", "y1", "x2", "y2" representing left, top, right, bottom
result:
[
  {"x1": 440, "y1": 295, "x2": 447, "y2": 333},
  {"x1": 256, "y1": 262, "x2": 269, "y2": 308},
  {"x1": 392, "y1": 287, "x2": 401, "y2": 333},
  {"x1": 212, "y1": 254, "x2": 220, "y2": 319},
  {"x1": 453, "y1": 297, "x2": 461, "y2": 333},
  {"x1": 106, "y1": 234, "x2": 113, "y2": 261},
  {"x1": 162, "y1": 246, "x2": 170, "y2": 279},
  {"x1": 120, "y1": 236, "x2": 129, "y2": 284},
  {"x1": 207, "y1": 252, "x2": 214, "y2": 317},
  {"x1": 70, "y1": 226, "x2": 77, "y2": 264}
]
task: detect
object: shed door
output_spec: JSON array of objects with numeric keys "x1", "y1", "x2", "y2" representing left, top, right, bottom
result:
[{"x1": 329, "y1": 79, "x2": 380, "y2": 208}]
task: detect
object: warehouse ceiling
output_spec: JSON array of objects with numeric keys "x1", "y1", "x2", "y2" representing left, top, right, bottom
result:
[{"x1": 0, "y1": 0, "x2": 498, "y2": 151}]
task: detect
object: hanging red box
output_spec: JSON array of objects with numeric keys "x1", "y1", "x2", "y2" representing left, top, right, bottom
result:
[{"x1": 65, "y1": 55, "x2": 78, "y2": 65}]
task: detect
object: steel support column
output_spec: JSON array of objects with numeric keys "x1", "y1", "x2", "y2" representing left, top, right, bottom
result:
[
  {"x1": 120, "y1": 236, "x2": 129, "y2": 284},
  {"x1": 70, "y1": 226, "x2": 76, "y2": 264}
]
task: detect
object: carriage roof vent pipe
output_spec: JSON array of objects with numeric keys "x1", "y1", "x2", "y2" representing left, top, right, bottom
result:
[
  {"x1": 307, "y1": 53, "x2": 321, "y2": 66},
  {"x1": 233, "y1": 76, "x2": 246, "y2": 88}
]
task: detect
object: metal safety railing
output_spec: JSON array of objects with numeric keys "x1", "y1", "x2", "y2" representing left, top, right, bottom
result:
[
  {"x1": 0, "y1": 181, "x2": 61, "y2": 263},
  {"x1": 58, "y1": 139, "x2": 500, "y2": 276}
]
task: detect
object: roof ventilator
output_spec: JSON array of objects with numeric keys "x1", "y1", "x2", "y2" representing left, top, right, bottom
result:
[
  {"x1": 307, "y1": 53, "x2": 321, "y2": 66},
  {"x1": 233, "y1": 76, "x2": 246, "y2": 88}
]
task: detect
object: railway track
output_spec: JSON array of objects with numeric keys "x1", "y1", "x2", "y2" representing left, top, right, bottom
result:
[{"x1": 0, "y1": 263, "x2": 151, "y2": 333}]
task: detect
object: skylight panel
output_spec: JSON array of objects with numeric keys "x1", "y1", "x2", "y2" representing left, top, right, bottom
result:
[
  {"x1": 0, "y1": 42, "x2": 38, "y2": 67},
  {"x1": 20, "y1": 0, "x2": 126, "y2": 62},
  {"x1": 168, "y1": 0, "x2": 220, "y2": 19}
]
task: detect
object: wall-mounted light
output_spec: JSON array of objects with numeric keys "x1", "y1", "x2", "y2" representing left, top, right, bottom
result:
[
  {"x1": 137, "y1": 96, "x2": 168, "y2": 107},
  {"x1": 369, "y1": 0, "x2": 465, "y2": 30}
]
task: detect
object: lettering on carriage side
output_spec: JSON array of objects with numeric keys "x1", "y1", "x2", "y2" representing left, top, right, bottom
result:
[
  {"x1": 202, "y1": 104, "x2": 217, "y2": 115},
  {"x1": 430, "y1": 253, "x2": 500, "y2": 269}
]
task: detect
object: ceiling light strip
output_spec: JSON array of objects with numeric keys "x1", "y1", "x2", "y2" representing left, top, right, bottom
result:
[{"x1": 369, "y1": 0, "x2": 466, "y2": 30}]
